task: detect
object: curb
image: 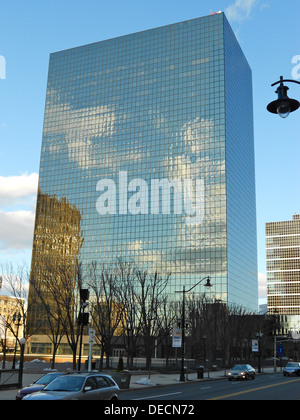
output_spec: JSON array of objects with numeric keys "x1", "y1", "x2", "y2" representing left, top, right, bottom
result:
[{"x1": 119, "y1": 375, "x2": 225, "y2": 392}]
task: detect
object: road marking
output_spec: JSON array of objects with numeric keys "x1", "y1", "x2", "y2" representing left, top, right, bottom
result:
[
  {"x1": 134, "y1": 392, "x2": 182, "y2": 400},
  {"x1": 208, "y1": 378, "x2": 300, "y2": 400}
]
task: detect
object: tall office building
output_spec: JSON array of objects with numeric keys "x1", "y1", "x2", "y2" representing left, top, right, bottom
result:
[
  {"x1": 266, "y1": 214, "x2": 300, "y2": 315},
  {"x1": 29, "y1": 12, "x2": 258, "y2": 318}
]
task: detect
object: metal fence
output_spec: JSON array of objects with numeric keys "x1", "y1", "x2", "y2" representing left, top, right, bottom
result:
[{"x1": 0, "y1": 370, "x2": 21, "y2": 389}]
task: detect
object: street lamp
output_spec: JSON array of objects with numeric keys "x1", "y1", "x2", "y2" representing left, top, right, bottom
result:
[
  {"x1": 12, "y1": 312, "x2": 26, "y2": 369},
  {"x1": 18, "y1": 337, "x2": 26, "y2": 388},
  {"x1": 267, "y1": 76, "x2": 300, "y2": 118},
  {"x1": 77, "y1": 289, "x2": 89, "y2": 371},
  {"x1": 176, "y1": 276, "x2": 212, "y2": 382},
  {"x1": 256, "y1": 331, "x2": 263, "y2": 374}
]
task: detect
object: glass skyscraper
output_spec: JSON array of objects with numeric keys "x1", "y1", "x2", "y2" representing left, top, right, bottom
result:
[{"x1": 29, "y1": 12, "x2": 258, "y2": 315}]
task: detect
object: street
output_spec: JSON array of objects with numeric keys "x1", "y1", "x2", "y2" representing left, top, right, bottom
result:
[
  {"x1": 121, "y1": 373, "x2": 300, "y2": 401},
  {"x1": 1, "y1": 370, "x2": 300, "y2": 401}
]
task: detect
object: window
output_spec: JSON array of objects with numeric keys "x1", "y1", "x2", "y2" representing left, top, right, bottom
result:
[
  {"x1": 95, "y1": 376, "x2": 110, "y2": 389},
  {"x1": 85, "y1": 377, "x2": 97, "y2": 390}
]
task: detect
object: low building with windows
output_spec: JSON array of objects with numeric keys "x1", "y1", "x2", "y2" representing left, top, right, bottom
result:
[
  {"x1": 0, "y1": 295, "x2": 25, "y2": 351},
  {"x1": 266, "y1": 214, "x2": 300, "y2": 335}
]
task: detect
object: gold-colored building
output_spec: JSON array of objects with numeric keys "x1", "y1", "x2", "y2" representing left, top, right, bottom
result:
[
  {"x1": 28, "y1": 190, "x2": 83, "y2": 332},
  {"x1": 266, "y1": 214, "x2": 300, "y2": 315}
]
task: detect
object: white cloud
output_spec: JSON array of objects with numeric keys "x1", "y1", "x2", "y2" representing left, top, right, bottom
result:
[
  {"x1": 0, "y1": 210, "x2": 35, "y2": 250},
  {"x1": 225, "y1": 0, "x2": 258, "y2": 22},
  {"x1": 0, "y1": 172, "x2": 38, "y2": 205},
  {"x1": 0, "y1": 173, "x2": 38, "y2": 254},
  {"x1": 258, "y1": 272, "x2": 267, "y2": 301}
]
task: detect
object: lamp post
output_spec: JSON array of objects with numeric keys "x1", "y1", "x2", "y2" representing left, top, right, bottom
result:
[
  {"x1": 256, "y1": 331, "x2": 263, "y2": 374},
  {"x1": 18, "y1": 337, "x2": 26, "y2": 388},
  {"x1": 12, "y1": 312, "x2": 25, "y2": 370},
  {"x1": 267, "y1": 76, "x2": 300, "y2": 118},
  {"x1": 176, "y1": 276, "x2": 212, "y2": 382},
  {"x1": 77, "y1": 289, "x2": 89, "y2": 371}
]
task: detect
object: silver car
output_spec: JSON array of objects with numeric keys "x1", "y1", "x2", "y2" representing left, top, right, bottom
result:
[
  {"x1": 227, "y1": 364, "x2": 256, "y2": 381},
  {"x1": 283, "y1": 362, "x2": 300, "y2": 377},
  {"x1": 23, "y1": 373, "x2": 120, "y2": 400}
]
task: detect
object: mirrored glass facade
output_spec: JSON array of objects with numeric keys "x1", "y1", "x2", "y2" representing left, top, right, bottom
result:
[{"x1": 29, "y1": 13, "x2": 258, "y2": 314}]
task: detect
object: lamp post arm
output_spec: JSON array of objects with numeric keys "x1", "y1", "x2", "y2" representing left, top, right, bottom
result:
[
  {"x1": 185, "y1": 276, "x2": 211, "y2": 294},
  {"x1": 271, "y1": 76, "x2": 300, "y2": 87}
]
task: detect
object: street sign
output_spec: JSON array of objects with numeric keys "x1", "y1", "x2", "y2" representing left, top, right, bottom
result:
[
  {"x1": 88, "y1": 328, "x2": 96, "y2": 338},
  {"x1": 172, "y1": 328, "x2": 182, "y2": 348},
  {"x1": 0, "y1": 315, "x2": 5, "y2": 340},
  {"x1": 252, "y1": 339, "x2": 259, "y2": 352},
  {"x1": 277, "y1": 344, "x2": 284, "y2": 357},
  {"x1": 88, "y1": 328, "x2": 96, "y2": 371}
]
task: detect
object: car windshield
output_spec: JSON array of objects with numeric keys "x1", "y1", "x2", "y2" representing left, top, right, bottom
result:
[
  {"x1": 44, "y1": 376, "x2": 85, "y2": 392},
  {"x1": 287, "y1": 363, "x2": 299, "y2": 367},
  {"x1": 232, "y1": 365, "x2": 247, "y2": 370},
  {"x1": 35, "y1": 373, "x2": 62, "y2": 385}
]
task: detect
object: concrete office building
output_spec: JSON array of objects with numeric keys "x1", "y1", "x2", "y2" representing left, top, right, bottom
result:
[{"x1": 266, "y1": 214, "x2": 300, "y2": 315}]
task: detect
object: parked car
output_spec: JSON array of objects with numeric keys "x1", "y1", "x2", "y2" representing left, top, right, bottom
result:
[
  {"x1": 227, "y1": 364, "x2": 256, "y2": 381},
  {"x1": 283, "y1": 362, "x2": 300, "y2": 377},
  {"x1": 16, "y1": 372, "x2": 66, "y2": 400},
  {"x1": 23, "y1": 373, "x2": 120, "y2": 400}
]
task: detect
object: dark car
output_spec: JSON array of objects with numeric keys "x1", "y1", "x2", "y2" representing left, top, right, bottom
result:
[
  {"x1": 23, "y1": 373, "x2": 120, "y2": 400},
  {"x1": 226, "y1": 364, "x2": 256, "y2": 381},
  {"x1": 16, "y1": 372, "x2": 66, "y2": 400},
  {"x1": 283, "y1": 362, "x2": 300, "y2": 377}
]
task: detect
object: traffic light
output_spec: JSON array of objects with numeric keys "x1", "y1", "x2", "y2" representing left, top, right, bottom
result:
[
  {"x1": 78, "y1": 312, "x2": 89, "y2": 326},
  {"x1": 80, "y1": 289, "x2": 89, "y2": 302}
]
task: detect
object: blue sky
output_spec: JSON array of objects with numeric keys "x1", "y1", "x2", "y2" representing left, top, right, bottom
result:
[{"x1": 0, "y1": 0, "x2": 299, "y2": 305}]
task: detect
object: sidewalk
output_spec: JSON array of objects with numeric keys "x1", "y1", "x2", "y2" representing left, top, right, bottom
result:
[
  {"x1": 0, "y1": 367, "x2": 279, "y2": 400},
  {"x1": 124, "y1": 366, "x2": 278, "y2": 389},
  {"x1": 128, "y1": 369, "x2": 225, "y2": 388}
]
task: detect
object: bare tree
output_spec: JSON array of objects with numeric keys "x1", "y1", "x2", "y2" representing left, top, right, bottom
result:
[
  {"x1": 134, "y1": 269, "x2": 171, "y2": 371},
  {"x1": 116, "y1": 260, "x2": 143, "y2": 369},
  {"x1": 87, "y1": 262, "x2": 124, "y2": 370},
  {"x1": 28, "y1": 259, "x2": 83, "y2": 369},
  {"x1": 0, "y1": 263, "x2": 31, "y2": 368},
  {"x1": 0, "y1": 263, "x2": 30, "y2": 338},
  {"x1": 29, "y1": 271, "x2": 65, "y2": 369}
]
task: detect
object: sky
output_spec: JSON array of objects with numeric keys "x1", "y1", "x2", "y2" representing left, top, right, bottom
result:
[{"x1": 0, "y1": 0, "x2": 299, "y2": 306}]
